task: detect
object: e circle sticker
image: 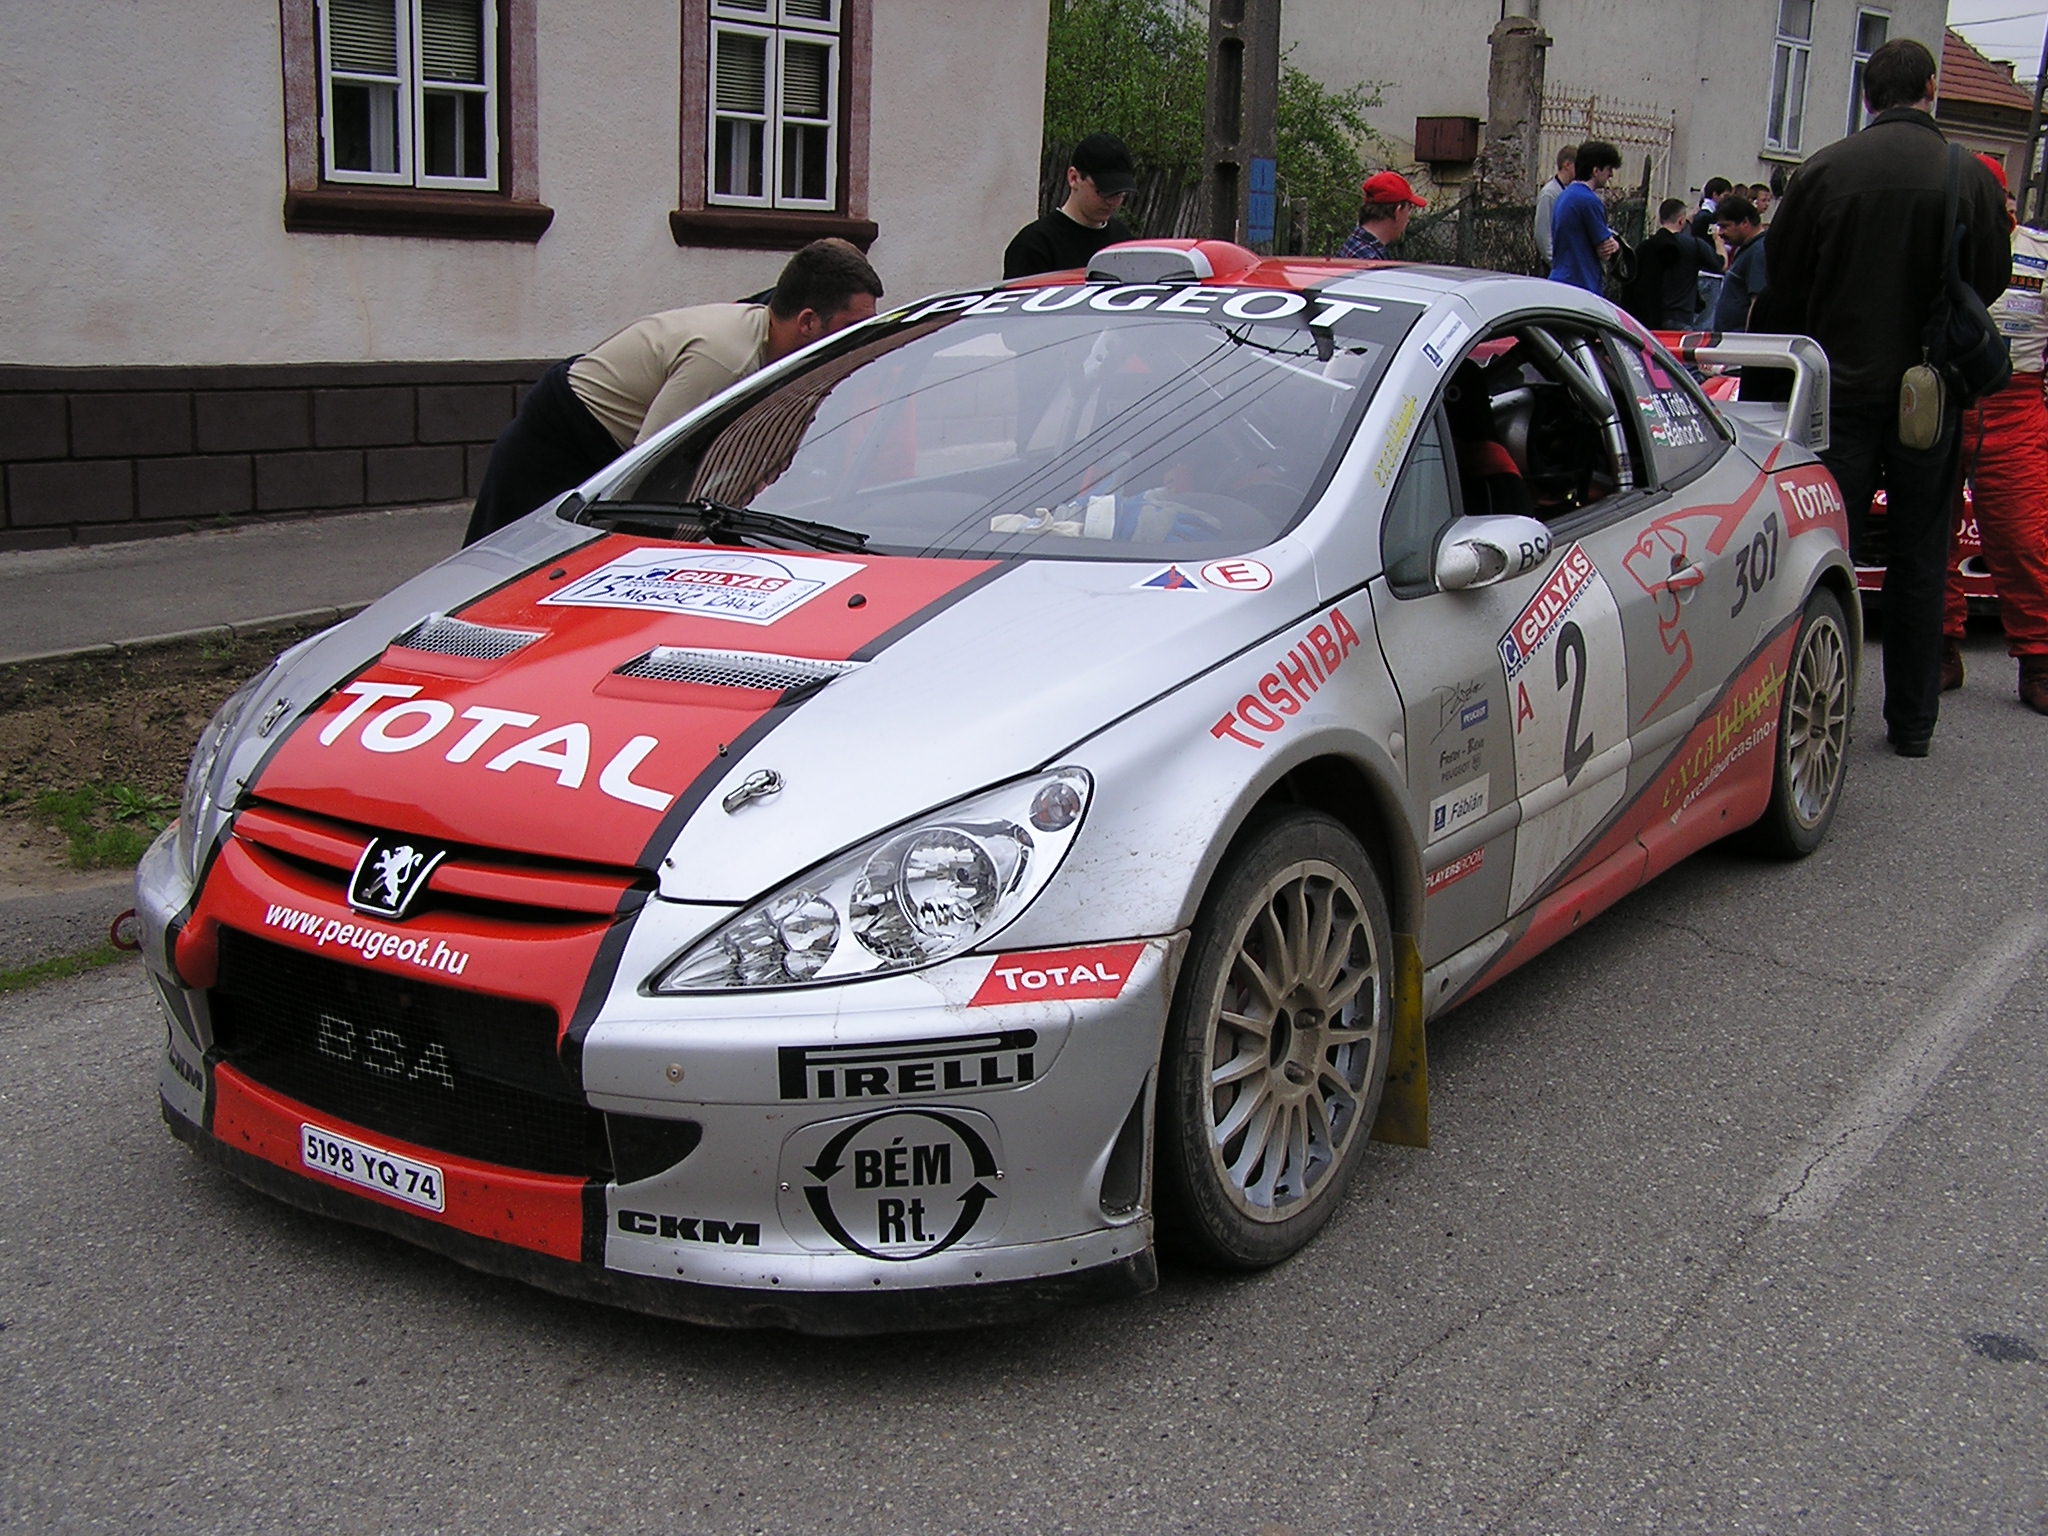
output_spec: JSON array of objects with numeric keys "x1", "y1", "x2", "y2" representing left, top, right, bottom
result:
[{"x1": 1200, "y1": 558, "x2": 1273, "y2": 592}]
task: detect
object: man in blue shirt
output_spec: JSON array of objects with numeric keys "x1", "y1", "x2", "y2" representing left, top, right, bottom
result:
[{"x1": 1549, "y1": 140, "x2": 1622, "y2": 293}]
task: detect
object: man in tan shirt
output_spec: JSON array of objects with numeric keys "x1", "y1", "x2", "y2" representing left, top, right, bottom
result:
[{"x1": 463, "y1": 239, "x2": 883, "y2": 544}]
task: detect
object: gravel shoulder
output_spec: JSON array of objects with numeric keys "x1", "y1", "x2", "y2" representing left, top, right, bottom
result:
[{"x1": 0, "y1": 624, "x2": 328, "y2": 901}]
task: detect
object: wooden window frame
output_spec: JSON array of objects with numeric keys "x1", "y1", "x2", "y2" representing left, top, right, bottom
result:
[
  {"x1": 280, "y1": 0, "x2": 552, "y2": 241},
  {"x1": 672, "y1": 0, "x2": 875, "y2": 249},
  {"x1": 1765, "y1": 0, "x2": 1814, "y2": 155},
  {"x1": 1847, "y1": 8, "x2": 1891, "y2": 137}
]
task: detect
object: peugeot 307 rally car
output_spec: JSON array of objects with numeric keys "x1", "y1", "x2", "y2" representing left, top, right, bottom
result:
[
  {"x1": 140, "y1": 241, "x2": 1861, "y2": 1333},
  {"x1": 1665, "y1": 332, "x2": 1998, "y2": 612}
]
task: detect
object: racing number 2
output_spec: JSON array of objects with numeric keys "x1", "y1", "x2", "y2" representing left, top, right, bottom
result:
[
  {"x1": 1730, "y1": 512, "x2": 1780, "y2": 618},
  {"x1": 1555, "y1": 620, "x2": 1594, "y2": 785}
]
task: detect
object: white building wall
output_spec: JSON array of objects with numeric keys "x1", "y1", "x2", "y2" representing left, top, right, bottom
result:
[
  {"x1": 0, "y1": 1, "x2": 1046, "y2": 369},
  {"x1": 1284, "y1": 0, "x2": 1946, "y2": 205}
]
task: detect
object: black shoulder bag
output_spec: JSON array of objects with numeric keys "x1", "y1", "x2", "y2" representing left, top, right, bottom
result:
[{"x1": 1922, "y1": 144, "x2": 2011, "y2": 409}]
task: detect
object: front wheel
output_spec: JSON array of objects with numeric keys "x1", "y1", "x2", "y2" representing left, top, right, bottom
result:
[
  {"x1": 1155, "y1": 809, "x2": 1392, "y2": 1269},
  {"x1": 1746, "y1": 587, "x2": 1853, "y2": 857}
]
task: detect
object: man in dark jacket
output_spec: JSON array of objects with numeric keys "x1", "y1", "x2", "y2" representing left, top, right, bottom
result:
[
  {"x1": 1759, "y1": 37, "x2": 2009, "y2": 756},
  {"x1": 1621, "y1": 198, "x2": 1721, "y2": 329}
]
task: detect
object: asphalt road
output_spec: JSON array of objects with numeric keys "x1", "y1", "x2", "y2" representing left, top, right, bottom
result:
[{"x1": 3, "y1": 635, "x2": 2044, "y2": 1536}]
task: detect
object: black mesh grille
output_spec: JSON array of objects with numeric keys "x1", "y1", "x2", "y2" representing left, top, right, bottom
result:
[{"x1": 211, "y1": 929, "x2": 610, "y2": 1178}]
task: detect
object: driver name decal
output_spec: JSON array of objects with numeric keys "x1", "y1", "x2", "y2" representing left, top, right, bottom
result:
[{"x1": 541, "y1": 548, "x2": 861, "y2": 625}]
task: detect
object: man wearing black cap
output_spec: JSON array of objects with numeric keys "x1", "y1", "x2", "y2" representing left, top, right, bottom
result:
[{"x1": 1003, "y1": 132, "x2": 1138, "y2": 278}]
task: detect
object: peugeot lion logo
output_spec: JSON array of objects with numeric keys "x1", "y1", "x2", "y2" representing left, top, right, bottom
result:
[{"x1": 348, "y1": 836, "x2": 448, "y2": 921}]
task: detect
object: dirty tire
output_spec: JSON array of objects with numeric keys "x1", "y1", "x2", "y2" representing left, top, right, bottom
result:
[
  {"x1": 1156, "y1": 809, "x2": 1392, "y2": 1270},
  {"x1": 1746, "y1": 587, "x2": 1853, "y2": 858}
]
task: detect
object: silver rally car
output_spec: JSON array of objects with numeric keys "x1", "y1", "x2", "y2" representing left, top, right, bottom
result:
[{"x1": 139, "y1": 240, "x2": 1859, "y2": 1332}]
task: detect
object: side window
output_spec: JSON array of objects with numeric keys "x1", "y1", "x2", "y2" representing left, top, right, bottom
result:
[
  {"x1": 1479, "y1": 325, "x2": 1637, "y2": 521},
  {"x1": 1606, "y1": 330, "x2": 1727, "y2": 488},
  {"x1": 1382, "y1": 411, "x2": 1455, "y2": 593}
]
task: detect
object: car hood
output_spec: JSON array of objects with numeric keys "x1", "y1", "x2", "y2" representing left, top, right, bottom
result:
[{"x1": 248, "y1": 532, "x2": 1320, "y2": 901}]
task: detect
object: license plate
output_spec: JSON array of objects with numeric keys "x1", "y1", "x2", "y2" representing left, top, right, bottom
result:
[{"x1": 300, "y1": 1123, "x2": 445, "y2": 1213}]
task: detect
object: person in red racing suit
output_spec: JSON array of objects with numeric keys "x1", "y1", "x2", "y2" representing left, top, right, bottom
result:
[{"x1": 1946, "y1": 157, "x2": 2048, "y2": 715}]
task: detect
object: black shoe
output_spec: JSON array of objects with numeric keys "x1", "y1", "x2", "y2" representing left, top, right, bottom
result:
[{"x1": 1887, "y1": 731, "x2": 1932, "y2": 757}]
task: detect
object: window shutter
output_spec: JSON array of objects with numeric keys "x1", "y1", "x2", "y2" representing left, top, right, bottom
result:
[
  {"x1": 717, "y1": 31, "x2": 769, "y2": 113},
  {"x1": 782, "y1": 40, "x2": 829, "y2": 119},
  {"x1": 329, "y1": 0, "x2": 400, "y2": 75},
  {"x1": 421, "y1": 0, "x2": 485, "y2": 83},
  {"x1": 784, "y1": 0, "x2": 834, "y2": 22}
]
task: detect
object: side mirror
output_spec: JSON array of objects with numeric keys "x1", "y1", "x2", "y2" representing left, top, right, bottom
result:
[{"x1": 1434, "y1": 514, "x2": 1553, "y2": 591}]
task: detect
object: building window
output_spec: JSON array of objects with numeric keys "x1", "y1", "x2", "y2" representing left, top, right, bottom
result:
[
  {"x1": 709, "y1": 1, "x2": 838, "y2": 209},
  {"x1": 1848, "y1": 9, "x2": 1890, "y2": 134},
  {"x1": 322, "y1": 0, "x2": 497, "y2": 188},
  {"x1": 1766, "y1": 0, "x2": 1813, "y2": 154},
  {"x1": 673, "y1": 0, "x2": 875, "y2": 249},
  {"x1": 279, "y1": 0, "x2": 551, "y2": 240}
]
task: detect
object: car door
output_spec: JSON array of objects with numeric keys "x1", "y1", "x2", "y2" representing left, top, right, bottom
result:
[{"x1": 1368, "y1": 317, "x2": 1706, "y2": 964}]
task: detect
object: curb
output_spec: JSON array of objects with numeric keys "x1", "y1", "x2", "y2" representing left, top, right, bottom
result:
[{"x1": 0, "y1": 605, "x2": 368, "y2": 671}]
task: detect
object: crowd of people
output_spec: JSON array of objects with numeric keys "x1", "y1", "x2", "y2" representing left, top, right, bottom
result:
[
  {"x1": 1520, "y1": 37, "x2": 2045, "y2": 736},
  {"x1": 463, "y1": 38, "x2": 2044, "y2": 739}
]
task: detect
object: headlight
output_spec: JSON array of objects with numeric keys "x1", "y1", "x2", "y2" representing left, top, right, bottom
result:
[
  {"x1": 172, "y1": 670, "x2": 272, "y2": 882},
  {"x1": 652, "y1": 766, "x2": 1092, "y2": 992}
]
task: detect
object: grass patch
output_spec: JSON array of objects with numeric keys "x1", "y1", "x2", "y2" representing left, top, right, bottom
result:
[
  {"x1": 32, "y1": 782, "x2": 173, "y2": 869},
  {"x1": 0, "y1": 941, "x2": 127, "y2": 995}
]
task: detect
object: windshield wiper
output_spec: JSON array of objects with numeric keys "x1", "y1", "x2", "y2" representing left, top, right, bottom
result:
[{"x1": 576, "y1": 495, "x2": 868, "y2": 554}]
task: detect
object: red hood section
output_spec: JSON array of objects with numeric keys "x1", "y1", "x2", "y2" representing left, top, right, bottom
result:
[{"x1": 252, "y1": 537, "x2": 999, "y2": 867}]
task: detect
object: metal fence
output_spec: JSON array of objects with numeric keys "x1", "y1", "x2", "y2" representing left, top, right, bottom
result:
[{"x1": 1393, "y1": 182, "x2": 1650, "y2": 278}]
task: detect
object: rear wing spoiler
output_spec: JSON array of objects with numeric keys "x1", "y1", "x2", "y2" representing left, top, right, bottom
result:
[{"x1": 1661, "y1": 332, "x2": 1831, "y2": 453}]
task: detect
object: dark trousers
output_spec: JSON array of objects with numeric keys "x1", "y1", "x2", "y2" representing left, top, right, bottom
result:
[
  {"x1": 462, "y1": 357, "x2": 623, "y2": 546},
  {"x1": 1826, "y1": 392, "x2": 1963, "y2": 742}
]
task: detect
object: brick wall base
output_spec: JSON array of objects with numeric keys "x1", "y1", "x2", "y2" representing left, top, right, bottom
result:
[{"x1": 0, "y1": 359, "x2": 554, "y2": 549}]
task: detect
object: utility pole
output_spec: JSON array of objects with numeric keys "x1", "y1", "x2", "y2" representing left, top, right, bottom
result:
[
  {"x1": 2020, "y1": 28, "x2": 2048, "y2": 226},
  {"x1": 1203, "y1": 0, "x2": 1282, "y2": 249}
]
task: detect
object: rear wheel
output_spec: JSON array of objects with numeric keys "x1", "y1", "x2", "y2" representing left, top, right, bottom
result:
[
  {"x1": 1747, "y1": 587, "x2": 1852, "y2": 857},
  {"x1": 1156, "y1": 810, "x2": 1391, "y2": 1269}
]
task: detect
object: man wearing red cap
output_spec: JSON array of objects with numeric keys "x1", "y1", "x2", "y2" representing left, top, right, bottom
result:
[
  {"x1": 1338, "y1": 171, "x2": 1426, "y2": 260},
  {"x1": 1944, "y1": 152, "x2": 2048, "y2": 714}
]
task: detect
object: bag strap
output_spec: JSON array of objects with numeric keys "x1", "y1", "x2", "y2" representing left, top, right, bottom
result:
[{"x1": 1943, "y1": 142, "x2": 1964, "y2": 287}]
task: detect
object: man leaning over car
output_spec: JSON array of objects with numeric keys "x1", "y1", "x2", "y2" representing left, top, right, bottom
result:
[{"x1": 462, "y1": 240, "x2": 883, "y2": 546}]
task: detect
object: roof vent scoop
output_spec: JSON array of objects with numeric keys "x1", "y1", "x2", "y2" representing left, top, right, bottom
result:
[{"x1": 1086, "y1": 239, "x2": 1261, "y2": 285}]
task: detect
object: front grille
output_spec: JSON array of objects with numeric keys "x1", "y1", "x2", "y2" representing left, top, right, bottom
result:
[
  {"x1": 211, "y1": 929, "x2": 609, "y2": 1178},
  {"x1": 615, "y1": 646, "x2": 859, "y2": 692},
  {"x1": 395, "y1": 614, "x2": 542, "y2": 660},
  {"x1": 234, "y1": 802, "x2": 647, "y2": 924}
]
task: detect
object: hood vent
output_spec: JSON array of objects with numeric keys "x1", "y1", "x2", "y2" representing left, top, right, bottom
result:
[
  {"x1": 396, "y1": 615, "x2": 543, "y2": 660},
  {"x1": 615, "y1": 647, "x2": 861, "y2": 695}
]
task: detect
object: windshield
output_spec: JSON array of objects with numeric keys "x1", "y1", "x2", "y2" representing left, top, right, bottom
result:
[{"x1": 603, "y1": 282, "x2": 1424, "y2": 560}]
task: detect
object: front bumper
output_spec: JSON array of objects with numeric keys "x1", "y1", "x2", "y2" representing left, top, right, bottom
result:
[{"x1": 139, "y1": 827, "x2": 1180, "y2": 1333}]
